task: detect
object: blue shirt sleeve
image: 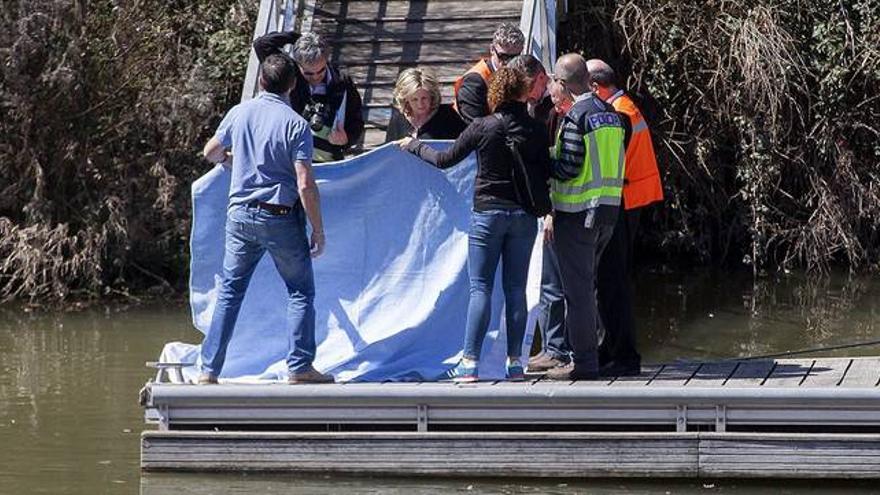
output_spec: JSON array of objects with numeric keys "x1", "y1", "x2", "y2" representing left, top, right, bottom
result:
[
  {"x1": 214, "y1": 106, "x2": 237, "y2": 148},
  {"x1": 292, "y1": 121, "x2": 313, "y2": 163}
]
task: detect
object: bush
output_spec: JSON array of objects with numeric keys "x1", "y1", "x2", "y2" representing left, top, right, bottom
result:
[
  {"x1": 561, "y1": 0, "x2": 880, "y2": 273},
  {"x1": 0, "y1": 0, "x2": 255, "y2": 302}
]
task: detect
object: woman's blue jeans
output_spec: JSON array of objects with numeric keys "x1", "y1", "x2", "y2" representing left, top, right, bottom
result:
[{"x1": 462, "y1": 209, "x2": 537, "y2": 361}]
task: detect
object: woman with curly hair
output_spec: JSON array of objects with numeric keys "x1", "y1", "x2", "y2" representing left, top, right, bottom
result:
[
  {"x1": 384, "y1": 68, "x2": 465, "y2": 142},
  {"x1": 398, "y1": 67, "x2": 552, "y2": 382}
]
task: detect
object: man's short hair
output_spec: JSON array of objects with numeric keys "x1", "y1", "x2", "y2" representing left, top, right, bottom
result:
[
  {"x1": 508, "y1": 54, "x2": 546, "y2": 80},
  {"x1": 556, "y1": 53, "x2": 589, "y2": 90},
  {"x1": 292, "y1": 32, "x2": 328, "y2": 65},
  {"x1": 492, "y1": 22, "x2": 525, "y2": 50},
  {"x1": 587, "y1": 60, "x2": 617, "y2": 88},
  {"x1": 260, "y1": 54, "x2": 296, "y2": 94}
]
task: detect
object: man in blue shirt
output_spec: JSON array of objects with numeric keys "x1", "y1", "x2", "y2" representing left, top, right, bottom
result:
[{"x1": 198, "y1": 54, "x2": 333, "y2": 384}]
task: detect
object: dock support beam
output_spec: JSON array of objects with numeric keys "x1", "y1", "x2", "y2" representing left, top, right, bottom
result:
[
  {"x1": 416, "y1": 404, "x2": 428, "y2": 432},
  {"x1": 715, "y1": 405, "x2": 727, "y2": 432},
  {"x1": 676, "y1": 405, "x2": 688, "y2": 432}
]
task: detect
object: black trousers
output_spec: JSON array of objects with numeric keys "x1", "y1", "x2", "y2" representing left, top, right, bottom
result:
[
  {"x1": 597, "y1": 208, "x2": 642, "y2": 368},
  {"x1": 553, "y1": 211, "x2": 615, "y2": 373}
]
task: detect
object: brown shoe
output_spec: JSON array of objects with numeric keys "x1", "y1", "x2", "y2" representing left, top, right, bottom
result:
[
  {"x1": 528, "y1": 354, "x2": 570, "y2": 373},
  {"x1": 527, "y1": 352, "x2": 547, "y2": 367},
  {"x1": 288, "y1": 366, "x2": 335, "y2": 384},
  {"x1": 197, "y1": 373, "x2": 218, "y2": 385}
]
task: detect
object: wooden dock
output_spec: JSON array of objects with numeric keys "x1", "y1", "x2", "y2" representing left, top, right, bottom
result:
[{"x1": 140, "y1": 357, "x2": 880, "y2": 477}]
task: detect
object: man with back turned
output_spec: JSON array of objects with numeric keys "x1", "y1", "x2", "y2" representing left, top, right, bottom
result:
[
  {"x1": 197, "y1": 54, "x2": 333, "y2": 385},
  {"x1": 587, "y1": 58, "x2": 663, "y2": 377}
]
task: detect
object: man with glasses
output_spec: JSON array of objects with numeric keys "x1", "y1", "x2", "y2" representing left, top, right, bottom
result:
[
  {"x1": 254, "y1": 31, "x2": 364, "y2": 162},
  {"x1": 453, "y1": 22, "x2": 524, "y2": 124}
]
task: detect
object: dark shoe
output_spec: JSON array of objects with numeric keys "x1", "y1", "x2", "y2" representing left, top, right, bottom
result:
[
  {"x1": 197, "y1": 372, "x2": 218, "y2": 385},
  {"x1": 545, "y1": 363, "x2": 599, "y2": 381},
  {"x1": 288, "y1": 366, "x2": 335, "y2": 384},
  {"x1": 598, "y1": 361, "x2": 641, "y2": 378},
  {"x1": 528, "y1": 354, "x2": 570, "y2": 373}
]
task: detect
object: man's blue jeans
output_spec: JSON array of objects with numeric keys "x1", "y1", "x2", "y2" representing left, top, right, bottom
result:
[
  {"x1": 463, "y1": 209, "x2": 537, "y2": 361},
  {"x1": 200, "y1": 203, "x2": 316, "y2": 376},
  {"x1": 536, "y1": 238, "x2": 570, "y2": 360}
]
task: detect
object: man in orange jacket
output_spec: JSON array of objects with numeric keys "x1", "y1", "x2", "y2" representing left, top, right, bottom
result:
[
  {"x1": 453, "y1": 22, "x2": 524, "y2": 124},
  {"x1": 586, "y1": 59, "x2": 664, "y2": 377}
]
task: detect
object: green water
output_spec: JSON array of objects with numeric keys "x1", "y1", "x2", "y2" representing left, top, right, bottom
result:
[{"x1": 2, "y1": 270, "x2": 880, "y2": 494}]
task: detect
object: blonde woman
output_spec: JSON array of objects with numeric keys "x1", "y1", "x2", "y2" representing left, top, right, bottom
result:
[{"x1": 384, "y1": 68, "x2": 465, "y2": 142}]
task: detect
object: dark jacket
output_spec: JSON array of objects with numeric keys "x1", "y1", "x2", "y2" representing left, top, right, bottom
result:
[
  {"x1": 405, "y1": 101, "x2": 551, "y2": 213},
  {"x1": 384, "y1": 104, "x2": 466, "y2": 143},
  {"x1": 455, "y1": 63, "x2": 494, "y2": 124},
  {"x1": 253, "y1": 31, "x2": 364, "y2": 161}
]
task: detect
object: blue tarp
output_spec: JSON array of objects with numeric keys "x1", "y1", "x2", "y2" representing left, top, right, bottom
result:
[{"x1": 161, "y1": 144, "x2": 541, "y2": 382}]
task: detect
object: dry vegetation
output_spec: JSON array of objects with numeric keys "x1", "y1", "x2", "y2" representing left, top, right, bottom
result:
[
  {"x1": 1, "y1": 0, "x2": 879, "y2": 303},
  {"x1": 562, "y1": 0, "x2": 880, "y2": 274},
  {"x1": 0, "y1": 0, "x2": 255, "y2": 303}
]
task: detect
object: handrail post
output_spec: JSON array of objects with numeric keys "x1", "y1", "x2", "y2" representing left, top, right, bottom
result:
[
  {"x1": 520, "y1": 0, "x2": 557, "y2": 72},
  {"x1": 240, "y1": 0, "x2": 278, "y2": 102}
]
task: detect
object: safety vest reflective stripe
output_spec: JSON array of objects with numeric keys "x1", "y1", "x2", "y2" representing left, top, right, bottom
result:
[
  {"x1": 551, "y1": 117, "x2": 626, "y2": 212},
  {"x1": 552, "y1": 194, "x2": 623, "y2": 212},
  {"x1": 632, "y1": 119, "x2": 648, "y2": 133},
  {"x1": 610, "y1": 93, "x2": 663, "y2": 210}
]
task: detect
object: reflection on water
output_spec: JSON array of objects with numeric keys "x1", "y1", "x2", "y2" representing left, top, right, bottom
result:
[
  {"x1": 637, "y1": 270, "x2": 880, "y2": 363},
  {"x1": 0, "y1": 305, "x2": 196, "y2": 494},
  {"x1": 1, "y1": 271, "x2": 880, "y2": 494}
]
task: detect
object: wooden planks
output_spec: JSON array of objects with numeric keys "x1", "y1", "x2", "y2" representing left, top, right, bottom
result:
[
  {"x1": 699, "y1": 433, "x2": 880, "y2": 478},
  {"x1": 839, "y1": 358, "x2": 880, "y2": 388},
  {"x1": 142, "y1": 431, "x2": 700, "y2": 476},
  {"x1": 332, "y1": 40, "x2": 489, "y2": 65},
  {"x1": 686, "y1": 361, "x2": 738, "y2": 387},
  {"x1": 802, "y1": 358, "x2": 852, "y2": 387},
  {"x1": 724, "y1": 359, "x2": 776, "y2": 387},
  {"x1": 610, "y1": 364, "x2": 663, "y2": 387},
  {"x1": 142, "y1": 431, "x2": 880, "y2": 478},
  {"x1": 649, "y1": 361, "x2": 701, "y2": 387},
  {"x1": 319, "y1": 0, "x2": 523, "y2": 18},
  {"x1": 142, "y1": 357, "x2": 880, "y2": 441},
  {"x1": 761, "y1": 359, "x2": 814, "y2": 388},
  {"x1": 340, "y1": 61, "x2": 472, "y2": 81},
  {"x1": 313, "y1": 17, "x2": 518, "y2": 37}
]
